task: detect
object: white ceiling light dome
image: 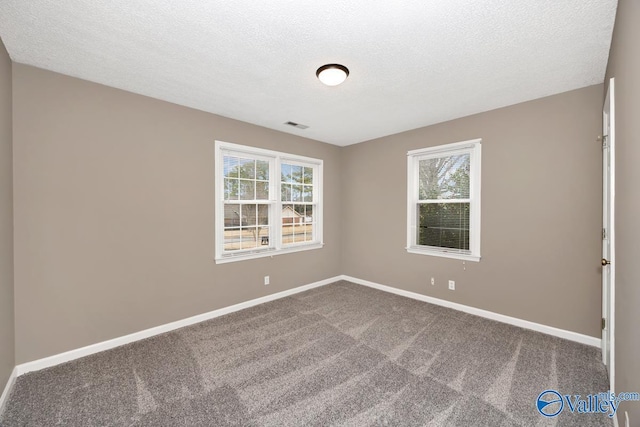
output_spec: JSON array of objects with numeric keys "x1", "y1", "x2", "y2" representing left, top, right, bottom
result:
[{"x1": 316, "y1": 64, "x2": 349, "y2": 86}]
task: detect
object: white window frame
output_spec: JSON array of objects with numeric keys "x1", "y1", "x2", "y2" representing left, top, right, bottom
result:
[
  {"x1": 215, "y1": 140, "x2": 323, "y2": 264},
  {"x1": 406, "y1": 138, "x2": 481, "y2": 262}
]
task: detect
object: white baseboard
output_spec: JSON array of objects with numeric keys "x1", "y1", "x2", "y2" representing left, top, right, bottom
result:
[
  {"x1": 341, "y1": 275, "x2": 601, "y2": 348},
  {"x1": 0, "y1": 367, "x2": 17, "y2": 416},
  {"x1": 15, "y1": 276, "x2": 341, "y2": 376},
  {"x1": 13, "y1": 273, "x2": 599, "y2": 378}
]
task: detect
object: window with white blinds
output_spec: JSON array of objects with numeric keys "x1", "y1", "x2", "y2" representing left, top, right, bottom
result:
[
  {"x1": 215, "y1": 141, "x2": 323, "y2": 263},
  {"x1": 407, "y1": 139, "x2": 481, "y2": 262}
]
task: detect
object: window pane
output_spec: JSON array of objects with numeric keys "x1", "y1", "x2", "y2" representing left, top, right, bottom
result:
[
  {"x1": 292, "y1": 185, "x2": 303, "y2": 202},
  {"x1": 240, "y1": 204, "x2": 257, "y2": 226},
  {"x1": 303, "y1": 185, "x2": 313, "y2": 202},
  {"x1": 303, "y1": 167, "x2": 313, "y2": 184},
  {"x1": 304, "y1": 205, "x2": 314, "y2": 223},
  {"x1": 292, "y1": 165, "x2": 303, "y2": 183},
  {"x1": 258, "y1": 226, "x2": 270, "y2": 246},
  {"x1": 239, "y1": 180, "x2": 255, "y2": 200},
  {"x1": 282, "y1": 223, "x2": 294, "y2": 244},
  {"x1": 224, "y1": 156, "x2": 239, "y2": 178},
  {"x1": 417, "y1": 203, "x2": 469, "y2": 250},
  {"x1": 292, "y1": 204, "x2": 306, "y2": 219},
  {"x1": 281, "y1": 163, "x2": 292, "y2": 182},
  {"x1": 224, "y1": 178, "x2": 239, "y2": 200},
  {"x1": 223, "y1": 228, "x2": 240, "y2": 251},
  {"x1": 258, "y1": 205, "x2": 269, "y2": 225},
  {"x1": 256, "y1": 181, "x2": 269, "y2": 200},
  {"x1": 292, "y1": 225, "x2": 306, "y2": 243},
  {"x1": 282, "y1": 204, "x2": 302, "y2": 225},
  {"x1": 224, "y1": 204, "x2": 241, "y2": 227},
  {"x1": 256, "y1": 160, "x2": 269, "y2": 180},
  {"x1": 281, "y1": 184, "x2": 292, "y2": 202},
  {"x1": 419, "y1": 154, "x2": 470, "y2": 200},
  {"x1": 300, "y1": 205, "x2": 314, "y2": 241},
  {"x1": 238, "y1": 159, "x2": 255, "y2": 179},
  {"x1": 240, "y1": 227, "x2": 258, "y2": 249}
]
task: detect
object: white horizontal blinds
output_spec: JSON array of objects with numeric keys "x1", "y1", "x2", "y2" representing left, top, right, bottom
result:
[
  {"x1": 222, "y1": 153, "x2": 273, "y2": 253},
  {"x1": 417, "y1": 152, "x2": 471, "y2": 251},
  {"x1": 281, "y1": 162, "x2": 315, "y2": 245}
]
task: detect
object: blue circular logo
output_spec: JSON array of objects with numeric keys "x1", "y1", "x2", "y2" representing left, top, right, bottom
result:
[{"x1": 537, "y1": 390, "x2": 564, "y2": 417}]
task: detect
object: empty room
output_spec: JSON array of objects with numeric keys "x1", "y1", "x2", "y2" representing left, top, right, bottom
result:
[{"x1": 0, "y1": 0, "x2": 639, "y2": 426}]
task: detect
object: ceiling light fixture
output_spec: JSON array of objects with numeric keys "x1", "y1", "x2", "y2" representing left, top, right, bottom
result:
[{"x1": 316, "y1": 64, "x2": 349, "y2": 86}]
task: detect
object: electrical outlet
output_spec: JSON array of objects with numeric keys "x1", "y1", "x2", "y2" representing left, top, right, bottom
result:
[
  {"x1": 448, "y1": 280, "x2": 455, "y2": 290},
  {"x1": 431, "y1": 277, "x2": 435, "y2": 286},
  {"x1": 264, "y1": 276, "x2": 270, "y2": 285}
]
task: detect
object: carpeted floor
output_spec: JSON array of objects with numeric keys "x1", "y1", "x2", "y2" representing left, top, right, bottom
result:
[{"x1": 1, "y1": 281, "x2": 612, "y2": 426}]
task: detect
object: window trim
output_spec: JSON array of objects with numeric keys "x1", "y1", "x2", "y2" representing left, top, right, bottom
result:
[
  {"x1": 406, "y1": 138, "x2": 482, "y2": 262},
  {"x1": 215, "y1": 140, "x2": 323, "y2": 264}
]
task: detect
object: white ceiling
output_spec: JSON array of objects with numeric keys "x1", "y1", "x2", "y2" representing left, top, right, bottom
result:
[{"x1": 0, "y1": 0, "x2": 617, "y2": 146}]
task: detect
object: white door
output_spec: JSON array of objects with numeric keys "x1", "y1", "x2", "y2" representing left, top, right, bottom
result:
[{"x1": 602, "y1": 77, "x2": 615, "y2": 393}]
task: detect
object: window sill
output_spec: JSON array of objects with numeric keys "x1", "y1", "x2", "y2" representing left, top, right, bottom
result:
[
  {"x1": 215, "y1": 242, "x2": 324, "y2": 264},
  {"x1": 406, "y1": 247, "x2": 480, "y2": 262}
]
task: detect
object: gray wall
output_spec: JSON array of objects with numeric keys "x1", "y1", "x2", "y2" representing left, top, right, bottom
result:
[
  {"x1": 12, "y1": 64, "x2": 342, "y2": 364},
  {"x1": 341, "y1": 85, "x2": 603, "y2": 337},
  {"x1": 10, "y1": 62, "x2": 608, "y2": 365},
  {"x1": 605, "y1": 0, "x2": 640, "y2": 423},
  {"x1": 0, "y1": 38, "x2": 14, "y2": 390}
]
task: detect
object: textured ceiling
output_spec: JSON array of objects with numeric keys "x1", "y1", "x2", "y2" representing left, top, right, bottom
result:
[{"x1": 0, "y1": 0, "x2": 617, "y2": 146}]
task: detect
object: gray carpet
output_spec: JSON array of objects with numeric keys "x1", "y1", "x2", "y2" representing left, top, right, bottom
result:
[{"x1": 1, "y1": 281, "x2": 612, "y2": 426}]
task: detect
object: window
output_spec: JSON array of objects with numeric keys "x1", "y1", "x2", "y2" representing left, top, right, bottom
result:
[
  {"x1": 407, "y1": 139, "x2": 481, "y2": 262},
  {"x1": 215, "y1": 141, "x2": 323, "y2": 263}
]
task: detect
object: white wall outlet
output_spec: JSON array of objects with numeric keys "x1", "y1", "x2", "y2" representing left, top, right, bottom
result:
[
  {"x1": 264, "y1": 275, "x2": 270, "y2": 285},
  {"x1": 448, "y1": 280, "x2": 455, "y2": 290},
  {"x1": 431, "y1": 277, "x2": 435, "y2": 285}
]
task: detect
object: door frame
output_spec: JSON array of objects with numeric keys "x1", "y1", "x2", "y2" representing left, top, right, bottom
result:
[{"x1": 602, "y1": 77, "x2": 615, "y2": 393}]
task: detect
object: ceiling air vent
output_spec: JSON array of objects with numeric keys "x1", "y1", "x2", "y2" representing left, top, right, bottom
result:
[{"x1": 284, "y1": 121, "x2": 309, "y2": 130}]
